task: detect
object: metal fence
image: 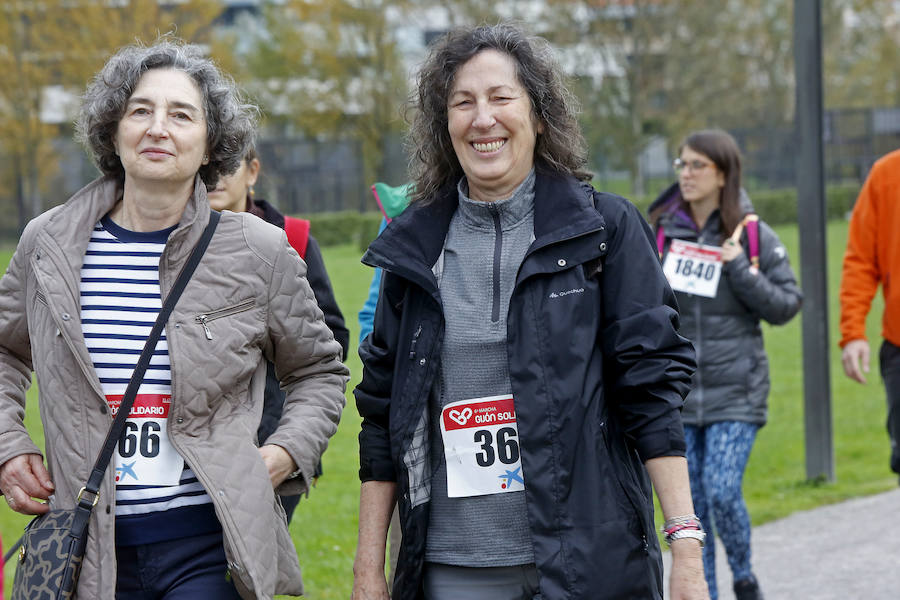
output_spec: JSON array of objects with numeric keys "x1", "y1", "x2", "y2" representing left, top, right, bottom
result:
[
  {"x1": 255, "y1": 137, "x2": 367, "y2": 214},
  {"x1": 731, "y1": 106, "x2": 900, "y2": 190},
  {"x1": 824, "y1": 107, "x2": 900, "y2": 182},
  {"x1": 255, "y1": 133, "x2": 408, "y2": 214}
]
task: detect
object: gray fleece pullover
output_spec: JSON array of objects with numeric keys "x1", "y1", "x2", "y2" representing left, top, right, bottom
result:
[{"x1": 425, "y1": 171, "x2": 536, "y2": 567}]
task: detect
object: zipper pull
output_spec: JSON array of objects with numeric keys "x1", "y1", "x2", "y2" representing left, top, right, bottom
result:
[
  {"x1": 408, "y1": 324, "x2": 422, "y2": 360},
  {"x1": 195, "y1": 315, "x2": 212, "y2": 340}
]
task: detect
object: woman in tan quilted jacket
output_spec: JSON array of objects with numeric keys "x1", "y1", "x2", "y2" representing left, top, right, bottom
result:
[{"x1": 0, "y1": 39, "x2": 348, "y2": 600}]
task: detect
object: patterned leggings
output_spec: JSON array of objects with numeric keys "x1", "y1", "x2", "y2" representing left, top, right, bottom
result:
[{"x1": 684, "y1": 421, "x2": 759, "y2": 600}]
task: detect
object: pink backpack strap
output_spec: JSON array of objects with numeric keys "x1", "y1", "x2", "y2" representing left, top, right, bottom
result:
[
  {"x1": 728, "y1": 214, "x2": 761, "y2": 273},
  {"x1": 744, "y1": 214, "x2": 760, "y2": 272},
  {"x1": 656, "y1": 226, "x2": 666, "y2": 259}
]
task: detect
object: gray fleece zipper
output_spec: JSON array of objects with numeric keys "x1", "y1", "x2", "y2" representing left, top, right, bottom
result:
[{"x1": 489, "y1": 203, "x2": 502, "y2": 323}]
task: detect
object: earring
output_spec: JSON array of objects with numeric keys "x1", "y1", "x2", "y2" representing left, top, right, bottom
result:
[
  {"x1": 248, "y1": 185, "x2": 255, "y2": 198},
  {"x1": 202, "y1": 154, "x2": 209, "y2": 164}
]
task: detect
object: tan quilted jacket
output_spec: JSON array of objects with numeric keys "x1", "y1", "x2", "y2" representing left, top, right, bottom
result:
[{"x1": 0, "y1": 175, "x2": 349, "y2": 599}]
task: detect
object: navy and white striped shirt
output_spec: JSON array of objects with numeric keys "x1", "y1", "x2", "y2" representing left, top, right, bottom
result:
[{"x1": 81, "y1": 216, "x2": 219, "y2": 545}]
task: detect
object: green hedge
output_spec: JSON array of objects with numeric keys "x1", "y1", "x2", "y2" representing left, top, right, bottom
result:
[
  {"x1": 299, "y1": 211, "x2": 383, "y2": 252},
  {"x1": 750, "y1": 182, "x2": 860, "y2": 224},
  {"x1": 299, "y1": 183, "x2": 862, "y2": 250},
  {"x1": 623, "y1": 182, "x2": 861, "y2": 226}
]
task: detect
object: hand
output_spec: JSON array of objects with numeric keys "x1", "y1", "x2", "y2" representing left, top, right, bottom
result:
[
  {"x1": 669, "y1": 538, "x2": 710, "y2": 599},
  {"x1": 258, "y1": 444, "x2": 297, "y2": 488},
  {"x1": 841, "y1": 339, "x2": 870, "y2": 384},
  {"x1": 721, "y1": 238, "x2": 743, "y2": 263},
  {"x1": 351, "y1": 566, "x2": 390, "y2": 600},
  {"x1": 0, "y1": 454, "x2": 54, "y2": 515}
]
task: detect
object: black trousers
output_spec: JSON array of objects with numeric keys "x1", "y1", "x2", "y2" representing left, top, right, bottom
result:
[
  {"x1": 281, "y1": 493, "x2": 301, "y2": 523},
  {"x1": 879, "y1": 340, "x2": 900, "y2": 474}
]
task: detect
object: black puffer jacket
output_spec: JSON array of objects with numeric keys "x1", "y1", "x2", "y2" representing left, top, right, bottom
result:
[
  {"x1": 650, "y1": 184, "x2": 802, "y2": 426},
  {"x1": 355, "y1": 171, "x2": 696, "y2": 599}
]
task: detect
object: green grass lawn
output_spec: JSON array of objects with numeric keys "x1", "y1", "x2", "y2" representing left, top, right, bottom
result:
[{"x1": 0, "y1": 220, "x2": 896, "y2": 598}]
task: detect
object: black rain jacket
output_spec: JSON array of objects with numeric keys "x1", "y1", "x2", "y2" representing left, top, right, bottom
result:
[{"x1": 355, "y1": 171, "x2": 696, "y2": 600}]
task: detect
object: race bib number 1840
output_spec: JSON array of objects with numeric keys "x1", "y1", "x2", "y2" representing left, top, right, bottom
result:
[
  {"x1": 440, "y1": 395, "x2": 525, "y2": 498},
  {"x1": 662, "y1": 239, "x2": 723, "y2": 298}
]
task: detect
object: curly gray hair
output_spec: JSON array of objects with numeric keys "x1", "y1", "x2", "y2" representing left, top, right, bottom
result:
[
  {"x1": 76, "y1": 39, "x2": 258, "y2": 189},
  {"x1": 407, "y1": 23, "x2": 591, "y2": 205}
]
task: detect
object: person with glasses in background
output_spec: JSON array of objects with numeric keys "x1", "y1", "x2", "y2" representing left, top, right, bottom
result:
[{"x1": 648, "y1": 129, "x2": 802, "y2": 600}]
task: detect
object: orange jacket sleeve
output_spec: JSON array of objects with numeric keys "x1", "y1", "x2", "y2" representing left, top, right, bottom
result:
[{"x1": 839, "y1": 157, "x2": 886, "y2": 347}]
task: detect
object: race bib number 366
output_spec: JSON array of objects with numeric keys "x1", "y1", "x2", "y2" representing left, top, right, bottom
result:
[
  {"x1": 440, "y1": 395, "x2": 525, "y2": 498},
  {"x1": 662, "y1": 239, "x2": 723, "y2": 298},
  {"x1": 107, "y1": 394, "x2": 184, "y2": 486}
]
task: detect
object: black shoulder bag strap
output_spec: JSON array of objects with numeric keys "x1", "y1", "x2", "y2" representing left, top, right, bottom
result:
[{"x1": 68, "y1": 210, "x2": 220, "y2": 537}]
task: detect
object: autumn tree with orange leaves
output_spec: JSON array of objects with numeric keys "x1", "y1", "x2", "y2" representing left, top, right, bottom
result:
[{"x1": 0, "y1": 0, "x2": 220, "y2": 232}]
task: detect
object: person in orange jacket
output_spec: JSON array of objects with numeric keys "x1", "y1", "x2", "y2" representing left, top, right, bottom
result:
[{"x1": 840, "y1": 148, "x2": 900, "y2": 477}]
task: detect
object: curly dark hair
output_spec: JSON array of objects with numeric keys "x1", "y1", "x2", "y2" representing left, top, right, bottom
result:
[
  {"x1": 407, "y1": 23, "x2": 591, "y2": 205},
  {"x1": 76, "y1": 38, "x2": 258, "y2": 189}
]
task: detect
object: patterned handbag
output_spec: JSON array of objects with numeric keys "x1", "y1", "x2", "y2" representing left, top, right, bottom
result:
[
  {"x1": 10, "y1": 211, "x2": 220, "y2": 600},
  {"x1": 10, "y1": 509, "x2": 89, "y2": 599}
]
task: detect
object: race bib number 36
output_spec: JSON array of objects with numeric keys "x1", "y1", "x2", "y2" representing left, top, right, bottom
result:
[
  {"x1": 662, "y1": 239, "x2": 723, "y2": 298},
  {"x1": 107, "y1": 394, "x2": 184, "y2": 486},
  {"x1": 440, "y1": 395, "x2": 525, "y2": 498}
]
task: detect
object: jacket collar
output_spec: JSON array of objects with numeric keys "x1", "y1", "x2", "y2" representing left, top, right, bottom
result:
[
  {"x1": 250, "y1": 198, "x2": 285, "y2": 228},
  {"x1": 363, "y1": 169, "x2": 605, "y2": 289},
  {"x1": 531, "y1": 169, "x2": 604, "y2": 248},
  {"x1": 39, "y1": 174, "x2": 211, "y2": 263},
  {"x1": 34, "y1": 174, "x2": 212, "y2": 316},
  {"x1": 455, "y1": 169, "x2": 535, "y2": 231}
]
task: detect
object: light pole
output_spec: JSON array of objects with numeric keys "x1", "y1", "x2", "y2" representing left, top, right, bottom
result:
[{"x1": 793, "y1": 0, "x2": 835, "y2": 482}]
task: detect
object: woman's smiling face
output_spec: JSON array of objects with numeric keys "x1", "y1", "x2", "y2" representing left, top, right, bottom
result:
[{"x1": 447, "y1": 49, "x2": 543, "y2": 202}]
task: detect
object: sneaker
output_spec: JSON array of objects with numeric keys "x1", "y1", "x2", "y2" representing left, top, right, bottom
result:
[{"x1": 733, "y1": 574, "x2": 764, "y2": 600}]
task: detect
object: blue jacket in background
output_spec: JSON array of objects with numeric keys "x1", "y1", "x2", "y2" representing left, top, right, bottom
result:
[{"x1": 358, "y1": 218, "x2": 387, "y2": 344}]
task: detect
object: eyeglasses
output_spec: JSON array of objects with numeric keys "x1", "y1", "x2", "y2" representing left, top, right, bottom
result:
[{"x1": 673, "y1": 158, "x2": 714, "y2": 174}]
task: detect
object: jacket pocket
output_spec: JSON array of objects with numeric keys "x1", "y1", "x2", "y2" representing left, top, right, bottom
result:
[
  {"x1": 194, "y1": 299, "x2": 256, "y2": 340},
  {"x1": 582, "y1": 256, "x2": 603, "y2": 279},
  {"x1": 31, "y1": 288, "x2": 62, "y2": 346},
  {"x1": 600, "y1": 421, "x2": 652, "y2": 551}
]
